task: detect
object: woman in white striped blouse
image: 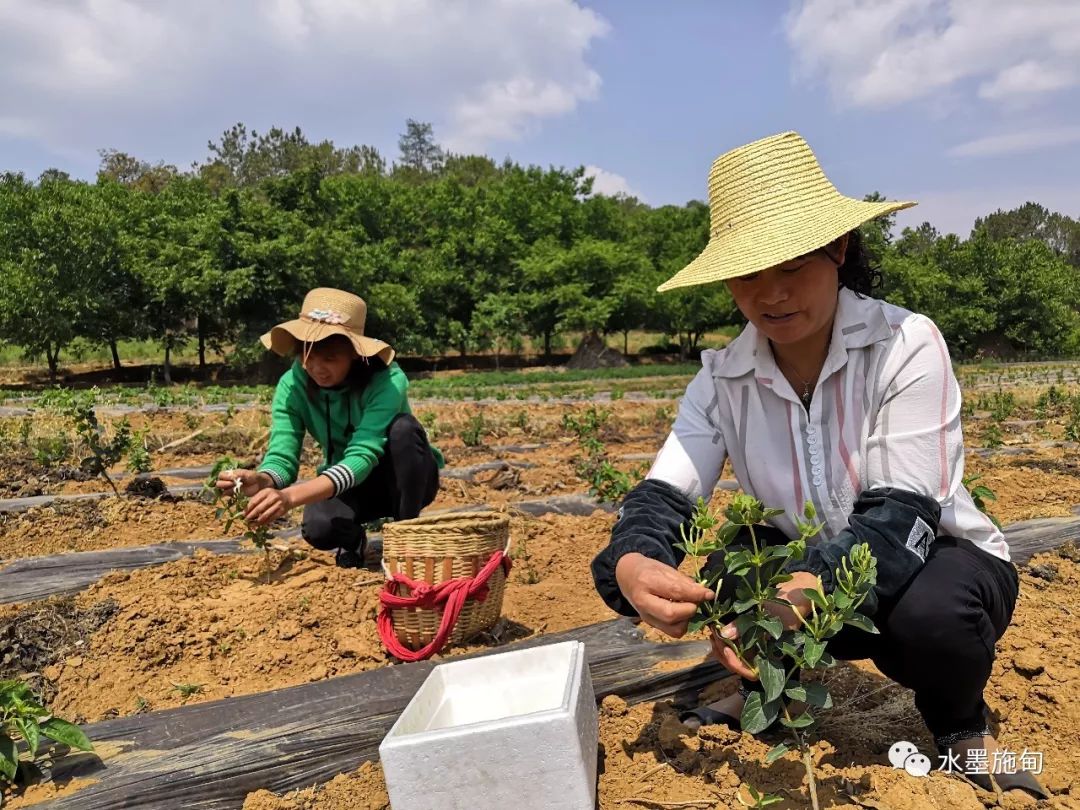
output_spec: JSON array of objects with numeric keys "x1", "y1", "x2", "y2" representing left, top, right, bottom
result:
[{"x1": 591, "y1": 132, "x2": 1044, "y2": 799}]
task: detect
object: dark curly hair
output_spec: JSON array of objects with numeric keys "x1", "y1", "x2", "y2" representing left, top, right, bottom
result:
[{"x1": 836, "y1": 228, "x2": 882, "y2": 297}]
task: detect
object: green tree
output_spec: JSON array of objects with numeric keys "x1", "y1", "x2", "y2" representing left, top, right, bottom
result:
[{"x1": 396, "y1": 119, "x2": 445, "y2": 175}]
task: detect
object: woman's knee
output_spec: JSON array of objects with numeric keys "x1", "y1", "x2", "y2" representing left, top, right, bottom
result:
[
  {"x1": 387, "y1": 413, "x2": 425, "y2": 449},
  {"x1": 301, "y1": 505, "x2": 341, "y2": 551}
]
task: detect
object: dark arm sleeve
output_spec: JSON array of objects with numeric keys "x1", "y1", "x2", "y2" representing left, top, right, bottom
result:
[
  {"x1": 590, "y1": 478, "x2": 696, "y2": 616},
  {"x1": 784, "y1": 486, "x2": 941, "y2": 615}
]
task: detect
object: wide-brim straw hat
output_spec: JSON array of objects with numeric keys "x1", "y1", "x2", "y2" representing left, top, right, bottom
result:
[
  {"x1": 657, "y1": 131, "x2": 916, "y2": 292},
  {"x1": 261, "y1": 288, "x2": 395, "y2": 365}
]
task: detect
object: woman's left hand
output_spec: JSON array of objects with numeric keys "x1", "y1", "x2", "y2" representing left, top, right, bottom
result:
[
  {"x1": 708, "y1": 570, "x2": 823, "y2": 680},
  {"x1": 245, "y1": 488, "x2": 295, "y2": 525}
]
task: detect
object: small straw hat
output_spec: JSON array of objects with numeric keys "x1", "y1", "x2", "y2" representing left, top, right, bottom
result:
[
  {"x1": 261, "y1": 288, "x2": 395, "y2": 365},
  {"x1": 658, "y1": 131, "x2": 916, "y2": 292}
]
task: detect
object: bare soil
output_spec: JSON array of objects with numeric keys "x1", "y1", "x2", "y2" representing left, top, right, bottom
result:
[
  {"x1": 238, "y1": 547, "x2": 1080, "y2": 809},
  {"x1": 2, "y1": 398, "x2": 1080, "y2": 808}
]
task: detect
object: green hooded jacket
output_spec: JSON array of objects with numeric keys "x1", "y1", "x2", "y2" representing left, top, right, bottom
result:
[{"x1": 258, "y1": 360, "x2": 443, "y2": 496}]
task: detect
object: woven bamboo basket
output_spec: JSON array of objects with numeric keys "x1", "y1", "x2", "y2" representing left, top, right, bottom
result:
[{"x1": 381, "y1": 510, "x2": 510, "y2": 651}]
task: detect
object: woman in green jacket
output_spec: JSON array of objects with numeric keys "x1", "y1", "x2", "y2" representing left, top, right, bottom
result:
[{"x1": 216, "y1": 288, "x2": 443, "y2": 568}]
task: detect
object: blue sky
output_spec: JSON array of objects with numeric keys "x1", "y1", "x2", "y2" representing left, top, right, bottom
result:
[{"x1": 2, "y1": 0, "x2": 1078, "y2": 236}]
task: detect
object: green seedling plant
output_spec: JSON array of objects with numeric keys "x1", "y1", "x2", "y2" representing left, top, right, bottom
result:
[
  {"x1": 65, "y1": 394, "x2": 131, "y2": 495},
  {"x1": 983, "y1": 421, "x2": 1004, "y2": 449},
  {"x1": 0, "y1": 679, "x2": 93, "y2": 788},
  {"x1": 126, "y1": 428, "x2": 153, "y2": 474},
  {"x1": 738, "y1": 784, "x2": 784, "y2": 809},
  {"x1": 562, "y1": 407, "x2": 645, "y2": 502},
  {"x1": 1066, "y1": 396, "x2": 1080, "y2": 443},
  {"x1": 963, "y1": 474, "x2": 1002, "y2": 529},
  {"x1": 676, "y1": 494, "x2": 879, "y2": 810},
  {"x1": 205, "y1": 457, "x2": 275, "y2": 583},
  {"x1": 460, "y1": 411, "x2": 487, "y2": 447}
]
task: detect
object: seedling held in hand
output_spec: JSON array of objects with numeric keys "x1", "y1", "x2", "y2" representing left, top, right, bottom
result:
[
  {"x1": 676, "y1": 494, "x2": 879, "y2": 810},
  {"x1": 205, "y1": 457, "x2": 275, "y2": 584}
]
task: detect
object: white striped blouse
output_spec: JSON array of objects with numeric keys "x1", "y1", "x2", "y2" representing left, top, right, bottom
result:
[{"x1": 649, "y1": 288, "x2": 1009, "y2": 562}]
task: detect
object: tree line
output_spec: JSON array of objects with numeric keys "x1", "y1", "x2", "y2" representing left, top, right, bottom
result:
[{"x1": 1, "y1": 120, "x2": 1078, "y2": 379}]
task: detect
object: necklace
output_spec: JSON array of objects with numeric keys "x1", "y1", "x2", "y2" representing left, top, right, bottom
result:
[
  {"x1": 777, "y1": 356, "x2": 815, "y2": 406},
  {"x1": 775, "y1": 335, "x2": 831, "y2": 408}
]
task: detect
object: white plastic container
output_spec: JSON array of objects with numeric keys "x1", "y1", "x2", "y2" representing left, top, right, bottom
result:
[{"x1": 379, "y1": 640, "x2": 598, "y2": 810}]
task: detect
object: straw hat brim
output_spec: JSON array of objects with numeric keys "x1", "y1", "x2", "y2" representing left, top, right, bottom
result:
[
  {"x1": 657, "y1": 196, "x2": 915, "y2": 293},
  {"x1": 261, "y1": 321, "x2": 396, "y2": 365}
]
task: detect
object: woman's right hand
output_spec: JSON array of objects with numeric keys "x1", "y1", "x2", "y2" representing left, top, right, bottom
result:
[
  {"x1": 216, "y1": 469, "x2": 266, "y2": 498},
  {"x1": 614, "y1": 552, "x2": 715, "y2": 638}
]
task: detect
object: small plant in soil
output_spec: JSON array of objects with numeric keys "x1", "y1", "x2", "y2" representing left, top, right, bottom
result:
[
  {"x1": 1066, "y1": 396, "x2": 1080, "y2": 443},
  {"x1": 983, "y1": 421, "x2": 1004, "y2": 449},
  {"x1": 511, "y1": 533, "x2": 541, "y2": 585},
  {"x1": 205, "y1": 457, "x2": 275, "y2": 583},
  {"x1": 988, "y1": 389, "x2": 1015, "y2": 422},
  {"x1": 738, "y1": 784, "x2": 783, "y2": 808},
  {"x1": 64, "y1": 394, "x2": 131, "y2": 495},
  {"x1": 563, "y1": 407, "x2": 644, "y2": 502},
  {"x1": 0, "y1": 679, "x2": 93, "y2": 788},
  {"x1": 963, "y1": 474, "x2": 1002, "y2": 529},
  {"x1": 460, "y1": 411, "x2": 488, "y2": 447},
  {"x1": 171, "y1": 682, "x2": 204, "y2": 699},
  {"x1": 676, "y1": 494, "x2": 879, "y2": 810},
  {"x1": 126, "y1": 428, "x2": 153, "y2": 475}
]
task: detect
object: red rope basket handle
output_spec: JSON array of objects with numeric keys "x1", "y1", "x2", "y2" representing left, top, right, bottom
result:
[{"x1": 377, "y1": 548, "x2": 511, "y2": 662}]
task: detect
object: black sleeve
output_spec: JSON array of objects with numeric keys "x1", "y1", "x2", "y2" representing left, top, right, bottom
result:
[
  {"x1": 590, "y1": 478, "x2": 695, "y2": 616},
  {"x1": 784, "y1": 487, "x2": 941, "y2": 616}
]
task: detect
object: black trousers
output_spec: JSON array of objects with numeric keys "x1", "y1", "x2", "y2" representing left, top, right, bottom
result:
[
  {"x1": 301, "y1": 414, "x2": 440, "y2": 553},
  {"x1": 708, "y1": 532, "x2": 1019, "y2": 744}
]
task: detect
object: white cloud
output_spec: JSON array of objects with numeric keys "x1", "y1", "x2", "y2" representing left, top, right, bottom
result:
[
  {"x1": 978, "y1": 60, "x2": 1076, "y2": 103},
  {"x1": 949, "y1": 126, "x2": 1080, "y2": 157},
  {"x1": 784, "y1": 0, "x2": 1080, "y2": 108},
  {"x1": 0, "y1": 0, "x2": 608, "y2": 162},
  {"x1": 583, "y1": 165, "x2": 644, "y2": 200}
]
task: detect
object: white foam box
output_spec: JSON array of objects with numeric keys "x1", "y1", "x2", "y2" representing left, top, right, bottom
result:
[{"x1": 379, "y1": 640, "x2": 598, "y2": 810}]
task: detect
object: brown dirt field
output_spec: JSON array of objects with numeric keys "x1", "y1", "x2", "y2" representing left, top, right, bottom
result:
[
  {"x1": 0, "y1": 496, "x2": 256, "y2": 560},
  {"x1": 3, "y1": 397, "x2": 1080, "y2": 808},
  {"x1": 239, "y1": 548, "x2": 1080, "y2": 810},
  {"x1": 33, "y1": 511, "x2": 617, "y2": 723}
]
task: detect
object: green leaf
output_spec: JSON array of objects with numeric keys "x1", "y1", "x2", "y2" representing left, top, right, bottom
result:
[
  {"x1": 764, "y1": 545, "x2": 790, "y2": 560},
  {"x1": 785, "y1": 681, "x2": 833, "y2": 709},
  {"x1": 844, "y1": 613, "x2": 880, "y2": 634},
  {"x1": 765, "y1": 742, "x2": 791, "y2": 764},
  {"x1": 15, "y1": 718, "x2": 40, "y2": 757},
  {"x1": 740, "y1": 691, "x2": 780, "y2": 735},
  {"x1": 733, "y1": 597, "x2": 757, "y2": 613},
  {"x1": 757, "y1": 615, "x2": 784, "y2": 640},
  {"x1": 780, "y1": 710, "x2": 816, "y2": 729},
  {"x1": 687, "y1": 617, "x2": 708, "y2": 634},
  {"x1": 757, "y1": 657, "x2": 787, "y2": 703},
  {"x1": 0, "y1": 732, "x2": 18, "y2": 781},
  {"x1": 733, "y1": 613, "x2": 757, "y2": 635},
  {"x1": 801, "y1": 588, "x2": 828, "y2": 610},
  {"x1": 803, "y1": 638, "x2": 825, "y2": 668},
  {"x1": 818, "y1": 652, "x2": 836, "y2": 668},
  {"x1": 832, "y1": 590, "x2": 852, "y2": 610},
  {"x1": 41, "y1": 718, "x2": 94, "y2": 752}
]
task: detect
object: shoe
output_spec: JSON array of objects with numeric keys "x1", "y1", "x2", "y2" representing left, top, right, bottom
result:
[
  {"x1": 335, "y1": 548, "x2": 363, "y2": 569},
  {"x1": 678, "y1": 706, "x2": 742, "y2": 732}
]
